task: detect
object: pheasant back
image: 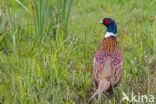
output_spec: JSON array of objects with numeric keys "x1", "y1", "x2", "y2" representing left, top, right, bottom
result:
[{"x1": 88, "y1": 37, "x2": 123, "y2": 104}]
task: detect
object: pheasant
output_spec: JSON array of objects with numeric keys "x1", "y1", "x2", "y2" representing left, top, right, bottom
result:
[{"x1": 88, "y1": 18, "x2": 123, "y2": 104}]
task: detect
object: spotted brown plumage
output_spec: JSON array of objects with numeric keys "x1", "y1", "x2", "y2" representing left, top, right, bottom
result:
[{"x1": 88, "y1": 18, "x2": 123, "y2": 104}]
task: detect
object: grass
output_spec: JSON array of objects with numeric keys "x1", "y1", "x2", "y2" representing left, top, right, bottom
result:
[{"x1": 0, "y1": 0, "x2": 156, "y2": 104}]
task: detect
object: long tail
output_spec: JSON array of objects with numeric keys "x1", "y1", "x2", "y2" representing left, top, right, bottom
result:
[{"x1": 88, "y1": 79, "x2": 110, "y2": 104}]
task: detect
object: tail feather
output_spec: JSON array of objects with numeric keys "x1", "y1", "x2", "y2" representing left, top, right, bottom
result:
[
  {"x1": 88, "y1": 79, "x2": 110, "y2": 104},
  {"x1": 97, "y1": 93, "x2": 102, "y2": 104},
  {"x1": 88, "y1": 91, "x2": 98, "y2": 103}
]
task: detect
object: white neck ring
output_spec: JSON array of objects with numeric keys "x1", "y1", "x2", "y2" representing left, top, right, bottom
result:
[{"x1": 105, "y1": 32, "x2": 116, "y2": 38}]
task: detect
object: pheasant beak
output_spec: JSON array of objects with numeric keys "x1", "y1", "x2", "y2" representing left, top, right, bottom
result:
[{"x1": 98, "y1": 20, "x2": 104, "y2": 24}]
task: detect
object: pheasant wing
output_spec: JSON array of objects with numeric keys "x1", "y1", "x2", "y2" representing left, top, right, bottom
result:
[
  {"x1": 110, "y1": 53, "x2": 123, "y2": 87},
  {"x1": 93, "y1": 53, "x2": 112, "y2": 86}
]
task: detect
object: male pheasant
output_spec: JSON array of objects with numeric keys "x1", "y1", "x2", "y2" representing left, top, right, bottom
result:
[{"x1": 88, "y1": 18, "x2": 123, "y2": 104}]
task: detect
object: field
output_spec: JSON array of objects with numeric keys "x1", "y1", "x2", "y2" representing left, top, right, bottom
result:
[{"x1": 0, "y1": 0, "x2": 156, "y2": 104}]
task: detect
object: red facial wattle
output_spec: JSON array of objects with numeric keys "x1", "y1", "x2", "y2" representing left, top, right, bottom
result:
[
  {"x1": 105, "y1": 21, "x2": 109, "y2": 25},
  {"x1": 103, "y1": 19, "x2": 110, "y2": 26}
]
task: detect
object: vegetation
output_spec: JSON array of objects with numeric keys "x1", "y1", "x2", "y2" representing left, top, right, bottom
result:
[{"x1": 0, "y1": 0, "x2": 155, "y2": 103}]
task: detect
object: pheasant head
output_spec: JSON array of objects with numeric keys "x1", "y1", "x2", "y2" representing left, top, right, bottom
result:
[{"x1": 98, "y1": 18, "x2": 117, "y2": 38}]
